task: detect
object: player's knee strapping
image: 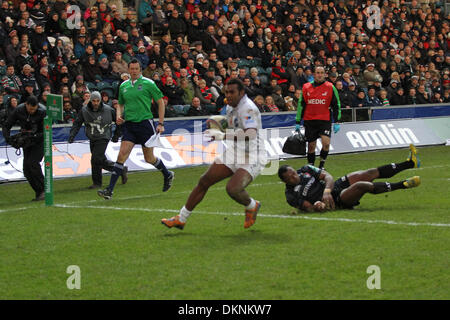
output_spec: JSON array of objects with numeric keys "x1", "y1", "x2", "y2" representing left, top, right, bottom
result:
[{"x1": 377, "y1": 161, "x2": 414, "y2": 178}]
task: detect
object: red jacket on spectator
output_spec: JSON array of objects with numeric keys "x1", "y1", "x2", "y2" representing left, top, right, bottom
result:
[{"x1": 271, "y1": 66, "x2": 289, "y2": 85}]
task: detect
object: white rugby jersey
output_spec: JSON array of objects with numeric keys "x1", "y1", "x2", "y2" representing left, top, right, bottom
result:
[{"x1": 224, "y1": 94, "x2": 266, "y2": 157}]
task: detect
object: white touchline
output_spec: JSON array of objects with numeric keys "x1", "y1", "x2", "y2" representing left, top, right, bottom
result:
[{"x1": 53, "y1": 204, "x2": 450, "y2": 228}]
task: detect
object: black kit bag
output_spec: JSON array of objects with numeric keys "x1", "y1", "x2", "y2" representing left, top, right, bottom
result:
[{"x1": 282, "y1": 132, "x2": 307, "y2": 155}]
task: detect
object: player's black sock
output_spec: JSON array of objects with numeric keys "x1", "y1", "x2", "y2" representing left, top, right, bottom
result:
[
  {"x1": 108, "y1": 162, "x2": 124, "y2": 191},
  {"x1": 307, "y1": 152, "x2": 315, "y2": 166},
  {"x1": 377, "y1": 161, "x2": 414, "y2": 178},
  {"x1": 390, "y1": 181, "x2": 407, "y2": 191},
  {"x1": 153, "y1": 157, "x2": 170, "y2": 176},
  {"x1": 319, "y1": 149, "x2": 329, "y2": 169},
  {"x1": 372, "y1": 181, "x2": 407, "y2": 194}
]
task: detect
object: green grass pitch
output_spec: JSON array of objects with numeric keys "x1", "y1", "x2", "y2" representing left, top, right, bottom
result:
[{"x1": 0, "y1": 145, "x2": 449, "y2": 299}]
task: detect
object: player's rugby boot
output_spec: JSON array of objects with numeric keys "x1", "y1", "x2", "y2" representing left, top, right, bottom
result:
[
  {"x1": 407, "y1": 144, "x2": 420, "y2": 168},
  {"x1": 97, "y1": 188, "x2": 113, "y2": 200},
  {"x1": 244, "y1": 200, "x2": 261, "y2": 229},
  {"x1": 403, "y1": 176, "x2": 421, "y2": 188},
  {"x1": 163, "y1": 171, "x2": 175, "y2": 192},
  {"x1": 161, "y1": 215, "x2": 185, "y2": 230}
]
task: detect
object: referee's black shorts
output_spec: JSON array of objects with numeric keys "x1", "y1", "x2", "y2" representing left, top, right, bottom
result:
[
  {"x1": 122, "y1": 119, "x2": 156, "y2": 146},
  {"x1": 304, "y1": 120, "x2": 332, "y2": 142}
]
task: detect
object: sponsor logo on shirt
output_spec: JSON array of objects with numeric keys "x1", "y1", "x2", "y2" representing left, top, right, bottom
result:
[{"x1": 308, "y1": 99, "x2": 326, "y2": 104}]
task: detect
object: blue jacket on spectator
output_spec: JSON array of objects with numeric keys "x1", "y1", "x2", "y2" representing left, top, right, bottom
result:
[{"x1": 139, "y1": 1, "x2": 154, "y2": 23}]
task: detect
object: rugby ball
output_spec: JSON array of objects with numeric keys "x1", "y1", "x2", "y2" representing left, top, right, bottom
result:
[{"x1": 205, "y1": 115, "x2": 228, "y2": 132}]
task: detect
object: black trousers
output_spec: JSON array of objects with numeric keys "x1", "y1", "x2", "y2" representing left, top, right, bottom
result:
[
  {"x1": 22, "y1": 141, "x2": 44, "y2": 197},
  {"x1": 90, "y1": 139, "x2": 115, "y2": 186}
]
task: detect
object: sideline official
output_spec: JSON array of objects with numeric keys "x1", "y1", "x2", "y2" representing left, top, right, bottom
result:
[
  {"x1": 295, "y1": 66, "x2": 341, "y2": 169},
  {"x1": 2, "y1": 96, "x2": 46, "y2": 201}
]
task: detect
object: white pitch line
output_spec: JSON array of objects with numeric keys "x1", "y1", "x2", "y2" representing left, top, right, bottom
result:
[{"x1": 53, "y1": 204, "x2": 450, "y2": 228}]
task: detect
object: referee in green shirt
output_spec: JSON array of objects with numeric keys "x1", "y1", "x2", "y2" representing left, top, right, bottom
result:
[{"x1": 98, "y1": 59, "x2": 174, "y2": 199}]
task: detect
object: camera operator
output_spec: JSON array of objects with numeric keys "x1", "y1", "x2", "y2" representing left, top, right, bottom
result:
[
  {"x1": 68, "y1": 91, "x2": 127, "y2": 189},
  {"x1": 2, "y1": 96, "x2": 46, "y2": 201}
]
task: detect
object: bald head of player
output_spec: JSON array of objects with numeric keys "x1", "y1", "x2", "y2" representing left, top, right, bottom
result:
[
  {"x1": 225, "y1": 78, "x2": 246, "y2": 108},
  {"x1": 314, "y1": 66, "x2": 326, "y2": 84}
]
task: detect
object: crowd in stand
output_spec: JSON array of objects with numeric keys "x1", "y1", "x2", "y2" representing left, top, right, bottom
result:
[{"x1": 0, "y1": 0, "x2": 449, "y2": 125}]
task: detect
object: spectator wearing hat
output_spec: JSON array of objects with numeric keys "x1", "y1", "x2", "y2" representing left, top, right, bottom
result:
[
  {"x1": 352, "y1": 65, "x2": 367, "y2": 89},
  {"x1": 99, "y1": 54, "x2": 116, "y2": 83},
  {"x1": 387, "y1": 79, "x2": 400, "y2": 100},
  {"x1": 363, "y1": 63, "x2": 382, "y2": 86},
  {"x1": 71, "y1": 82, "x2": 86, "y2": 112},
  {"x1": 135, "y1": 45, "x2": 150, "y2": 69},
  {"x1": 210, "y1": 76, "x2": 224, "y2": 102},
  {"x1": 327, "y1": 72, "x2": 338, "y2": 86},
  {"x1": 390, "y1": 86, "x2": 407, "y2": 106},
  {"x1": 123, "y1": 44, "x2": 136, "y2": 63},
  {"x1": 352, "y1": 88, "x2": 369, "y2": 108},
  {"x1": 406, "y1": 75, "x2": 420, "y2": 92},
  {"x1": 342, "y1": 82, "x2": 358, "y2": 109},
  {"x1": 143, "y1": 59, "x2": 163, "y2": 80},
  {"x1": 20, "y1": 81, "x2": 37, "y2": 104},
  {"x1": 68, "y1": 90, "x2": 125, "y2": 190},
  {"x1": 74, "y1": 34, "x2": 87, "y2": 59}
]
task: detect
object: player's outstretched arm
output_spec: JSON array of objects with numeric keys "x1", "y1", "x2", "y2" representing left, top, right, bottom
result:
[{"x1": 319, "y1": 170, "x2": 336, "y2": 209}]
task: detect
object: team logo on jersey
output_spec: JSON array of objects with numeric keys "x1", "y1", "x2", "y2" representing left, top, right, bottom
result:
[
  {"x1": 322, "y1": 92, "x2": 327, "y2": 96},
  {"x1": 137, "y1": 84, "x2": 143, "y2": 90},
  {"x1": 244, "y1": 115, "x2": 255, "y2": 126}
]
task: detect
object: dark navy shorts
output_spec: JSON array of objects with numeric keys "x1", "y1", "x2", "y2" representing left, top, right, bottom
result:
[
  {"x1": 331, "y1": 175, "x2": 359, "y2": 209},
  {"x1": 122, "y1": 119, "x2": 156, "y2": 146}
]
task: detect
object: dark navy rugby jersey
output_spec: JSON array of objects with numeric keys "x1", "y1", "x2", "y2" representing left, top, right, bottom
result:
[{"x1": 285, "y1": 165, "x2": 325, "y2": 209}]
